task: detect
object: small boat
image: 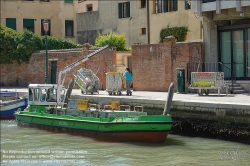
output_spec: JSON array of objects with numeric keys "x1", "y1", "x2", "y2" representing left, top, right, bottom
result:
[
  {"x1": 0, "y1": 91, "x2": 28, "y2": 119},
  {"x1": 14, "y1": 83, "x2": 174, "y2": 143}
]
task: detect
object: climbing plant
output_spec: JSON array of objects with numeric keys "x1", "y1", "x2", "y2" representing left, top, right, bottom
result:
[{"x1": 159, "y1": 25, "x2": 189, "y2": 42}]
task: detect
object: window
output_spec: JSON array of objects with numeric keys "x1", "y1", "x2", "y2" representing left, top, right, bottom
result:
[
  {"x1": 64, "y1": 0, "x2": 73, "y2": 4},
  {"x1": 6, "y1": 18, "x2": 16, "y2": 30},
  {"x1": 23, "y1": 19, "x2": 34, "y2": 32},
  {"x1": 41, "y1": 19, "x2": 51, "y2": 36},
  {"x1": 155, "y1": 0, "x2": 163, "y2": 13},
  {"x1": 141, "y1": 0, "x2": 146, "y2": 8},
  {"x1": 141, "y1": 28, "x2": 146, "y2": 35},
  {"x1": 118, "y1": 2, "x2": 130, "y2": 18},
  {"x1": 154, "y1": 0, "x2": 178, "y2": 13},
  {"x1": 185, "y1": 0, "x2": 191, "y2": 10},
  {"x1": 87, "y1": 4, "x2": 93, "y2": 11},
  {"x1": 65, "y1": 20, "x2": 74, "y2": 37}
]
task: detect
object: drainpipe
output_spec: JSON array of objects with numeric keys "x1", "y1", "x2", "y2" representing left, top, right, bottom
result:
[{"x1": 147, "y1": 0, "x2": 150, "y2": 44}]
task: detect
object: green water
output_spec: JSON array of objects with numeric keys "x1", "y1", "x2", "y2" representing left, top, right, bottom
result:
[{"x1": 1, "y1": 120, "x2": 249, "y2": 166}]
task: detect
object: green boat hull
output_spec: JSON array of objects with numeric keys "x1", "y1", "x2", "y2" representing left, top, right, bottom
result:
[{"x1": 15, "y1": 111, "x2": 173, "y2": 142}]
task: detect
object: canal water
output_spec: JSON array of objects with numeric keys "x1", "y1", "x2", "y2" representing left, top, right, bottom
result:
[{"x1": 1, "y1": 120, "x2": 249, "y2": 166}]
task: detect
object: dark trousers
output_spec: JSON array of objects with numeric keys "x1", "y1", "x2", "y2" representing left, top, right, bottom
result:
[{"x1": 126, "y1": 80, "x2": 132, "y2": 94}]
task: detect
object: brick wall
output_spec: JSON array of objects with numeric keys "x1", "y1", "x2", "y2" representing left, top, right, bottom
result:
[
  {"x1": 132, "y1": 36, "x2": 203, "y2": 91},
  {"x1": 0, "y1": 46, "x2": 116, "y2": 88},
  {"x1": 1, "y1": 38, "x2": 203, "y2": 92}
]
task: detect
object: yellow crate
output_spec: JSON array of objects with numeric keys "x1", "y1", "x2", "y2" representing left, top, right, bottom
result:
[
  {"x1": 77, "y1": 100, "x2": 89, "y2": 110},
  {"x1": 108, "y1": 100, "x2": 120, "y2": 110}
]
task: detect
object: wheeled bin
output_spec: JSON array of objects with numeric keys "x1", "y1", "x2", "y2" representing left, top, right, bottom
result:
[{"x1": 106, "y1": 72, "x2": 123, "y2": 95}]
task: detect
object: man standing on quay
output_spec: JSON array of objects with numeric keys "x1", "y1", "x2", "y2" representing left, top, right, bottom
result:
[{"x1": 123, "y1": 68, "x2": 133, "y2": 96}]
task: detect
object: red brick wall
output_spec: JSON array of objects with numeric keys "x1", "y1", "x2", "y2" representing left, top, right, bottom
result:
[
  {"x1": 1, "y1": 38, "x2": 203, "y2": 92},
  {"x1": 132, "y1": 36, "x2": 203, "y2": 92},
  {"x1": 0, "y1": 47, "x2": 116, "y2": 88}
]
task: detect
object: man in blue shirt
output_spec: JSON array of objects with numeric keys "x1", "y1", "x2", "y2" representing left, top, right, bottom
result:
[{"x1": 123, "y1": 68, "x2": 133, "y2": 96}]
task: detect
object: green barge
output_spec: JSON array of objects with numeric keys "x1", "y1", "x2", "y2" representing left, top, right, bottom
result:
[{"x1": 14, "y1": 83, "x2": 174, "y2": 143}]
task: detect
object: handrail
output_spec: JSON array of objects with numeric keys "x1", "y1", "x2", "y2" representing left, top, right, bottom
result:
[{"x1": 218, "y1": 62, "x2": 231, "y2": 71}]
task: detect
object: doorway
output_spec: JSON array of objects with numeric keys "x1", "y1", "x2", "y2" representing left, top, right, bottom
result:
[
  {"x1": 50, "y1": 61, "x2": 57, "y2": 84},
  {"x1": 219, "y1": 27, "x2": 250, "y2": 80}
]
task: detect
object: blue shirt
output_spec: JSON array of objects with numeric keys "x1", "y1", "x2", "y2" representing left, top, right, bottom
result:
[{"x1": 124, "y1": 71, "x2": 133, "y2": 81}]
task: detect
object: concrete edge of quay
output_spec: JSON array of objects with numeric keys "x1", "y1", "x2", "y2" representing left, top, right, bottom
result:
[{"x1": 2, "y1": 87, "x2": 250, "y2": 144}]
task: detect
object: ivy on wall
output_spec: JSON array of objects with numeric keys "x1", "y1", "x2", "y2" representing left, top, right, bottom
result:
[
  {"x1": 0, "y1": 26, "x2": 82, "y2": 64},
  {"x1": 159, "y1": 25, "x2": 189, "y2": 43}
]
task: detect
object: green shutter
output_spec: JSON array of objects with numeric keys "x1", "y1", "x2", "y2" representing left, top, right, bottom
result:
[
  {"x1": 173, "y1": 0, "x2": 178, "y2": 11},
  {"x1": 185, "y1": 1, "x2": 189, "y2": 10},
  {"x1": 163, "y1": 0, "x2": 168, "y2": 12},
  {"x1": 118, "y1": 3, "x2": 122, "y2": 18},
  {"x1": 126, "y1": 2, "x2": 130, "y2": 18},
  {"x1": 6, "y1": 18, "x2": 16, "y2": 30},
  {"x1": 65, "y1": 20, "x2": 73, "y2": 26},
  {"x1": 64, "y1": 0, "x2": 73, "y2": 4},
  {"x1": 23, "y1": 19, "x2": 34, "y2": 27}
]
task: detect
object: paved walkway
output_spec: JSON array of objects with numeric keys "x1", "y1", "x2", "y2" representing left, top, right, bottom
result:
[{"x1": 1, "y1": 87, "x2": 250, "y2": 106}]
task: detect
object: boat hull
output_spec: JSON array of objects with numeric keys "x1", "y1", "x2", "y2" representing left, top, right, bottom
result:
[
  {"x1": 15, "y1": 112, "x2": 173, "y2": 143},
  {"x1": 17, "y1": 121, "x2": 169, "y2": 143},
  {"x1": 0, "y1": 98, "x2": 28, "y2": 119}
]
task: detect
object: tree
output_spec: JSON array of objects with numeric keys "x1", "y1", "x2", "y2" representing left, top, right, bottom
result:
[
  {"x1": 0, "y1": 26, "x2": 19, "y2": 64},
  {"x1": 0, "y1": 25, "x2": 82, "y2": 64},
  {"x1": 95, "y1": 32, "x2": 128, "y2": 51}
]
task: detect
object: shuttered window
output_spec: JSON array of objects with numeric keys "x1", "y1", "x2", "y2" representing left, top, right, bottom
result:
[
  {"x1": 185, "y1": 1, "x2": 191, "y2": 10},
  {"x1": 118, "y1": 2, "x2": 130, "y2": 18},
  {"x1": 141, "y1": 0, "x2": 146, "y2": 8},
  {"x1": 6, "y1": 18, "x2": 16, "y2": 30},
  {"x1": 173, "y1": 0, "x2": 178, "y2": 11},
  {"x1": 23, "y1": 19, "x2": 34, "y2": 32},
  {"x1": 161, "y1": 0, "x2": 178, "y2": 13},
  {"x1": 65, "y1": 20, "x2": 74, "y2": 36},
  {"x1": 64, "y1": 0, "x2": 73, "y2": 4}
]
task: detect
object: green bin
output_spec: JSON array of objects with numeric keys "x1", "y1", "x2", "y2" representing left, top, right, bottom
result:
[{"x1": 176, "y1": 68, "x2": 185, "y2": 93}]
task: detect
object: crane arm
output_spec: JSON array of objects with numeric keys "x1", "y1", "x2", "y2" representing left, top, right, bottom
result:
[{"x1": 56, "y1": 45, "x2": 110, "y2": 105}]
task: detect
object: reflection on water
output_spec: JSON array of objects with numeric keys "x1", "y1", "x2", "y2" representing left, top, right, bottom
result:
[{"x1": 1, "y1": 120, "x2": 249, "y2": 166}]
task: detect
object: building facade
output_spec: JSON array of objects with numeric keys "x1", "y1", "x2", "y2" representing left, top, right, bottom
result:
[
  {"x1": 76, "y1": 0, "x2": 203, "y2": 46},
  {"x1": 1, "y1": 0, "x2": 78, "y2": 42},
  {"x1": 191, "y1": 0, "x2": 250, "y2": 90}
]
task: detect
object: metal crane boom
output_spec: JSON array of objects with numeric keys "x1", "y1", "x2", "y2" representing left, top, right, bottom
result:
[{"x1": 56, "y1": 45, "x2": 110, "y2": 105}]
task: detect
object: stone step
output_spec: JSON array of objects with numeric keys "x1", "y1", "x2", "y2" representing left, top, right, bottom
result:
[
  {"x1": 231, "y1": 89, "x2": 248, "y2": 94},
  {"x1": 226, "y1": 83, "x2": 240, "y2": 86},
  {"x1": 226, "y1": 82, "x2": 247, "y2": 94},
  {"x1": 228, "y1": 86, "x2": 245, "y2": 90}
]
